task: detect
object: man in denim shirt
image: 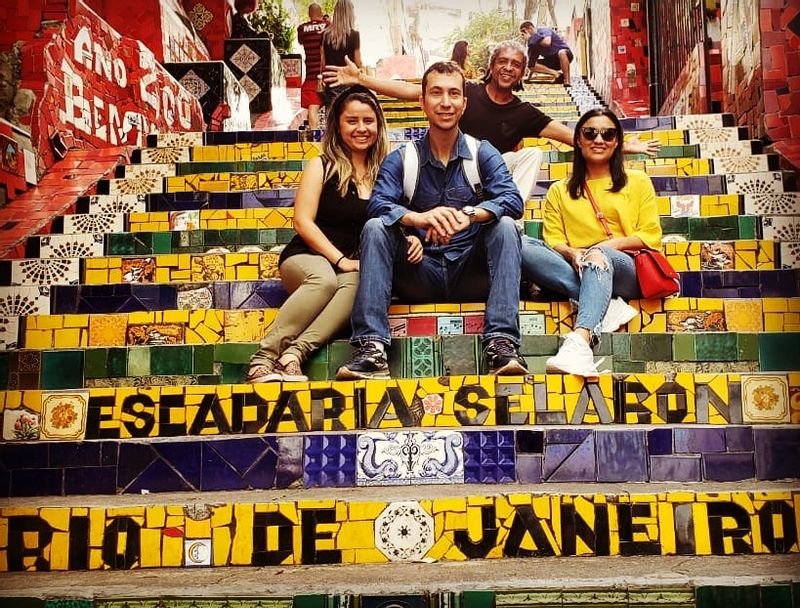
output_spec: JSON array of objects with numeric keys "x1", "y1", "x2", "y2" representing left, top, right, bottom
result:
[{"x1": 336, "y1": 61, "x2": 528, "y2": 380}]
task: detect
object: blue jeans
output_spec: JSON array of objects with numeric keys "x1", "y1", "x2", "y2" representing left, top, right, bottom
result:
[
  {"x1": 521, "y1": 237, "x2": 640, "y2": 339},
  {"x1": 351, "y1": 217, "x2": 523, "y2": 346}
]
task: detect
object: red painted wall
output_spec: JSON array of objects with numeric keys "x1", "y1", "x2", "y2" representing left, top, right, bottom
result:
[
  {"x1": 183, "y1": 0, "x2": 233, "y2": 60},
  {"x1": 608, "y1": 0, "x2": 650, "y2": 117}
]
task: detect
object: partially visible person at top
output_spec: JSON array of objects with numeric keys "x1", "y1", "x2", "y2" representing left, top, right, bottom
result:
[
  {"x1": 245, "y1": 86, "x2": 422, "y2": 383},
  {"x1": 521, "y1": 108, "x2": 662, "y2": 377},
  {"x1": 519, "y1": 20, "x2": 573, "y2": 85},
  {"x1": 335, "y1": 61, "x2": 528, "y2": 381},
  {"x1": 323, "y1": 40, "x2": 659, "y2": 202},
  {"x1": 297, "y1": 3, "x2": 327, "y2": 129},
  {"x1": 321, "y1": 0, "x2": 362, "y2": 104},
  {"x1": 450, "y1": 40, "x2": 475, "y2": 79},
  {"x1": 231, "y1": 0, "x2": 265, "y2": 38}
]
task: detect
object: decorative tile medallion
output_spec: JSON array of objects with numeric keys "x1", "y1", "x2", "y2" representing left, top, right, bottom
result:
[
  {"x1": 0, "y1": 286, "x2": 50, "y2": 316},
  {"x1": 230, "y1": 44, "x2": 260, "y2": 73},
  {"x1": 40, "y1": 391, "x2": 89, "y2": 440},
  {"x1": 184, "y1": 538, "x2": 212, "y2": 567},
  {"x1": 725, "y1": 171, "x2": 784, "y2": 195},
  {"x1": 741, "y1": 375, "x2": 791, "y2": 423},
  {"x1": 374, "y1": 501, "x2": 434, "y2": 562},
  {"x1": 2, "y1": 407, "x2": 40, "y2": 440},
  {"x1": 238, "y1": 74, "x2": 262, "y2": 101},
  {"x1": 356, "y1": 431, "x2": 464, "y2": 486},
  {"x1": 62, "y1": 213, "x2": 125, "y2": 235},
  {"x1": 779, "y1": 242, "x2": 800, "y2": 269},
  {"x1": 39, "y1": 234, "x2": 104, "y2": 258},
  {"x1": 179, "y1": 69, "x2": 211, "y2": 99},
  {"x1": 187, "y1": 3, "x2": 213, "y2": 30}
]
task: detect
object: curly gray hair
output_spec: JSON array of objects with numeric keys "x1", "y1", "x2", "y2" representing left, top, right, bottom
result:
[{"x1": 488, "y1": 39, "x2": 528, "y2": 69}]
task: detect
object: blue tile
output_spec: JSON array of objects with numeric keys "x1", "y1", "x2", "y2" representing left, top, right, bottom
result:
[
  {"x1": 702, "y1": 453, "x2": 755, "y2": 481},
  {"x1": 206, "y1": 437, "x2": 277, "y2": 474},
  {"x1": 1, "y1": 443, "x2": 49, "y2": 469},
  {"x1": 516, "y1": 430, "x2": 543, "y2": 453},
  {"x1": 201, "y1": 444, "x2": 250, "y2": 491},
  {"x1": 754, "y1": 428, "x2": 800, "y2": 480},
  {"x1": 124, "y1": 459, "x2": 194, "y2": 493},
  {"x1": 647, "y1": 428, "x2": 673, "y2": 455},
  {"x1": 545, "y1": 435, "x2": 596, "y2": 482},
  {"x1": 49, "y1": 442, "x2": 102, "y2": 467},
  {"x1": 117, "y1": 443, "x2": 157, "y2": 488},
  {"x1": 516, "y1": 454, "x2": 542, "y2": 483},
  {"x1": 674, "y1": 427, "x2": 725, "y2": 453},
  {"x1": 679, "y1": 272, "x2": 702, "y2": 297},
  {"x1": 0, "y1": 461, "x2": 8, "y2": 497},
  {"x1": 546, "y1": 429, "x2": 591, "y2": 444},
  {"x1": 304, "y1": 435, "x2": 355, "y2": 487},
  {"x1": 242, "y1": 448, "x2": 279, "y2": 489},
  {"x1": 64, "y1": 466, "x2": 117, "y2": 495},
  {"x1": 10, "y1": 469, "x2": 62, "y2": 496},
  {"x1": 153, "y1": 442, "x2": 202, "y2": 488},
  {"x1": 725, "y1": 426, "x2": 754, "y2": 452},
  {"x1": 464, "y1": 431, "x2": 515, "y2": 483},
  {"x1": 649, "y1": 455, "x2": 701, "y2": 482},
  {"x1": 596, "y1": 430, "x2": 647, "y2": 482}
]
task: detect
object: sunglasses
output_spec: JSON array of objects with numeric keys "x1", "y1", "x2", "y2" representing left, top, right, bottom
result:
[{"x1": 580, "y1": 126, "x2": 618, "y2": 142}]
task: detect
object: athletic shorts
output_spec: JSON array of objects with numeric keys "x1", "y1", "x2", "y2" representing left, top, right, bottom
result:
[
  {"x1": 300, "y1": 79, "x2": 322, "y2": 109},
  {"x1": 537, "y1": 49, "x2": 574, "y2": 70}
]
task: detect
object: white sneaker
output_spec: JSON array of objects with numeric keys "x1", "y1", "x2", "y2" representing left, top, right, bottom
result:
[
  {"x1": 600, "y1": 297, "x2": 638, "y2": 333},
  {"x1": 546, "y1": 332, "x2": 604, "y2": 377}
]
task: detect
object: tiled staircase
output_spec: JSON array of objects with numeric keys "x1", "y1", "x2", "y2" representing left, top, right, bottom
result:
[{"x1": 1, "y1": 80, "x2": 799, "y2": 607}]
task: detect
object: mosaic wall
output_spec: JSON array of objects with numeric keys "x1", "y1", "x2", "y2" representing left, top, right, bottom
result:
[
  {"x1": 0, "y1": 373, "x2": 798, "y2": 442},
  {"x1": 1, "y1": 490, "x2": 797, "y2": 571}
]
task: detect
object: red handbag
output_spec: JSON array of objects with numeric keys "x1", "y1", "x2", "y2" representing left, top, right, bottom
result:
[{"x1": 584, "y1": 182, "x2": 680, "y2": 299}]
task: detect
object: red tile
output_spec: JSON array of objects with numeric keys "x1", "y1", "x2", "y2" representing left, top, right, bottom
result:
[{"x1": 406, "y1": 317, "x2": 438, "y2": 337}]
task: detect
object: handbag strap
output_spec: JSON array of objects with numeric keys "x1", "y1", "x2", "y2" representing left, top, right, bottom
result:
[{"x1": 584, "y1": 182, "x2": 613, "y2": 239}]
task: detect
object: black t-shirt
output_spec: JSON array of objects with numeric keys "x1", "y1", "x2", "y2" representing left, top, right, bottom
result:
[
  {"x1": 460, "y1": 81, "x2": 552, "y2": 154},
  {"x1": 279, "y1": 167, "x2": 368, "y2": 265},
  {"x1": 323, "y1": 31, "x2": 360, "y2": 66}
]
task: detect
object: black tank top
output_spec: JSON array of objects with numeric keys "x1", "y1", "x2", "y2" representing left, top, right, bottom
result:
[{"x1": 279, "y1": 166, "x2": 369, "y2": 265}]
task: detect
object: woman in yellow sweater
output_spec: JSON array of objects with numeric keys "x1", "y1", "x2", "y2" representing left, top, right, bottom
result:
[{"x1": 521, "y1": 107, "x2": 662, "y2": 376}]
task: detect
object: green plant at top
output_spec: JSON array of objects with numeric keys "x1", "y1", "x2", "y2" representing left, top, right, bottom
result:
[
  {"x1": 250, "y1": 0, "x2": 296, "y2": 54},
  {"x1": 293, "y1": 0, "x2": 336, "y2": 19},
  {"x1": 445, "y1": 11, "x2": 520, "y2": 75}
]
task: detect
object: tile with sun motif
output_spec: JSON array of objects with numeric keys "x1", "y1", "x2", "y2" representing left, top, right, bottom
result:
[
  {"x1": 0, "y1": 286, "x2": 51, "y2": 316},
  {"x1": 85, "y1": 193, "x2": 147, "y2": 214},
  {"x1": 38, "y1": 234, "x2": 105, "y2": 259},
  {"x1": 10, "y1": 258, "x2": 80, "y2": 286},
  {"x1": 779, "y1": 242, "x2": 800, "y2": 269},
  {"x1": 62, "y1": 213, "x2": 125, "y2": 235},
  {"x1": 725, "y1": 171, "x2": 784, "y2": 195},
  {"x1": 741, "y1": 375, "x2": 791, "y2": 423},
  {"x1": 0, "y1": 316, "x2": 19, "y2": 350},
  {"x1": 761, "y1": 215, "x2": 800, "y2": 242},
  {"x1": 139, "y1": 146, "x2": 191, "y2": 164},
  {"x1": 742, "y1": 193, "x2": 799, "y2": 216},
  {"x1": 40, "y1": 391, "x2": 89, "y2": 440}
]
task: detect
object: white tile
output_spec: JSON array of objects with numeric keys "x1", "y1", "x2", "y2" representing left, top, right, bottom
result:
[
  {"x1": 674, "y1": 114, "x2": 726, "y2": 130},
  {"x1": 2, "y1": 406, "x2": 39, "y2": 440},
  {"x1": 779, "y1": 242, "x2": 800, "y2": 269},
  {"x1": 155, "y1": 132, "x2": 204, "y2": 147},
  {"x1": 0, "y1": 286, "x2": 50, "y2": 316},
  {"x1": 670, "y1": 194, "x2": 700, "y2": 217},
  {"x1": 40, "y1": 391, "x2": 89, "y2": 440},
  {"x1": 687, "y1": 127, "x2": 743, "y2": 145},
  {"x1": 11, "y1": 258, "x2": 80, "y2": 285},
  {"x1": 184, "y1": 539, "x2": 212, "y2": 566},
  {"x1": 743, "y1": 193, "x2": 800, "y2": 216},
  {"x1": 374, "y1": 501, "x2": 434, "y2": 562},
  {"x1": 741, "y1": 375, "x2": 791, "y2": 424},
  {"x1": 122, "y1": 163, "x2": 176, "y2": 178},
  {"x1": 86, "y1": 194, "x2": 147, "y2": 214},
  {"x1": 107, "y1": 173, "x2": 164, "y2": 195},
  {"x1": 139, "y1": 147, "x2": 191, "y2": 164},
  {"x1": 38, "y1": 233, "x2": 104, "y2": 259},
  {"x1": 725, "y1": 171, "x2": 784, "y2": 195},
  {"x1": 698, "y1": 140, "x2": 755, "y2": 158},
  {"x1": 713, "y1": 155, "x2": 771, "y2": 174},
  {"x1": 761, "y1": 215, "x2": 800, "y2": 242},
  {"x1": 62, "y1": 213, "x2": 125, "y2": 235},
  {"x1": 0, "y1": 316, "x2": 20, "y2": 350}
]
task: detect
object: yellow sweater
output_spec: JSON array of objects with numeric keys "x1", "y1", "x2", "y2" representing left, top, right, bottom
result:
[{"x1": 542, "y1": 170, "x2": 662, "y2": 250}]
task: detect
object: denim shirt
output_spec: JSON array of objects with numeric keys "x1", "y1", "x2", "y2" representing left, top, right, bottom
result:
[{"x1": 368, "y1": 131, "x2": 523, "y2": 259}]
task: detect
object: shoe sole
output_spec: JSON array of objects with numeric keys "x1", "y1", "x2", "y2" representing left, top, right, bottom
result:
[
  {"x1": 545, "y1": 357, "x2": 605, "y2": 378},
  {"x1": 245, "y1": 373, "x2": 283, "y2": 384},
  {"x1": 280, "y1": 374, "x2": 309, "y2": 382},
  {"x1": 335, "y1": 367, "x2": 391, "y2": 381},
  {"x1": 490, "y1": 361, "x2": 529, "y2": 375}
]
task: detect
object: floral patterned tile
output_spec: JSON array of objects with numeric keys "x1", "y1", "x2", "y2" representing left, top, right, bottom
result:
[
  {"x1": 10, "y1": 258, "x2": 80, "y2": 285},
  {"x1": 40, "y1": 391, "x2": 89, "y2": 440},
  {"x1": 38, "y1": 233, "x2": 105, "y2": 259},
  {"x1": 374, "y1": 501, "x2": 435, "y2": 562},
  {"x1": 741, "y1": 375, "x2": 791, "y2": 423},
  {"x1": 62, "y1": 212, "x2": 125, "y2": 235},
  {"x1": 0, "y1": 286, "x2": 50, "y2": 316},
  {"x1": 85, "y1": 194, "x2": 147, "y2": 214}
]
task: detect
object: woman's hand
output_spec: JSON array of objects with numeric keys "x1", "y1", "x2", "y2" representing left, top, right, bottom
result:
[
  {"x1": 623, "y1": 135, "x2": 661, "y2": 157},
  {"x1": 337, "y1": 257, "x2": 360, "y2": 273},
  {"x1": 562, "y1": 246, "x2": 586, "y2": 274},
  {"x1": 406, "y1": 235, "x2": 423, "y2": 264},
  {"x1": 322, "y1": 56, "x2": 360, "y2": 87}
]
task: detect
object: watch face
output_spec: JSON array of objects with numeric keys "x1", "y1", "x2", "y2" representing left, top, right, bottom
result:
[{"x1": 463, "y1": 206, "x2": 475, "y2": 215}]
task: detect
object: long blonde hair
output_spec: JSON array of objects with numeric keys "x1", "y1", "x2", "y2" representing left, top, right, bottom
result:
[
  {"x1": 323, "y1": 0, "x2": 356, "y2": 50},
  {"x1": 322, "y1": 88, "x2": 389, "y2": 197}
]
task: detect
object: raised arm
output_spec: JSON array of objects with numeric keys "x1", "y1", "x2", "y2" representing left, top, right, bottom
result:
[
  {"x1": 323, "y1": 56, "x2": 421, "y2": 100},
  {"x1": 539, "y1": 119, "x2": 661, "y2": 157}
]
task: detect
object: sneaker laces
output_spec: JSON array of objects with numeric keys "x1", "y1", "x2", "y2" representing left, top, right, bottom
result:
[
  {"x1": 354, "y1": 341, "x2": 385, "y2": 362},
  {"x1": 486, "y1": 337, "x2": 517, "y2": 357}
]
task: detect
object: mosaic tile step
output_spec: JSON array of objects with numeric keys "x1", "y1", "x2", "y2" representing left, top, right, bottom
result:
[
  {"x1": 71, "y1": 191, "x2": 297, "y2": 217},
  {"x1": 1, "y1": 372, "x2": 798, "y2": 442},
  {"x1": 1, "y1": 426, "x2": 797, "y2": 497},
  {"x1": 0, "y1": 487, "x2": 798, "y2": 571},
  {"x1": 0, "y1": 240, "x2": 781, "y2": 285},
  {"x1": 743, "y1": 192, "x2": 800, "y2": 216},
  {"x1": 0, "y1": 326, "x2": 790, "y2": 388},
  {"x1": 8, "y1": 296, "x2": 800, "y2": 350},
  {"x1": 3, "y1": 582, "x2": 800, "y2": 606}
]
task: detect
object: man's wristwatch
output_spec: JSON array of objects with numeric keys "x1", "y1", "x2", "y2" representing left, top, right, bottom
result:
[{"x1": 462, "y1": 205, "x2": 477, "y2": 223}]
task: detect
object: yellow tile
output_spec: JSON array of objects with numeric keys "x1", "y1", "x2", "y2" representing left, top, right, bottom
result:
[
  {"x1": 723, "y1": 300, "x2": 764, "y2": 332},
  {"x1": 763, "y1": 298, "x2": 789, "y2": 312},
  {"x1": 53, "y1": 328, "x2": 82, "y2": 348},
  {"x1": 25, "y1": 330, "x2": 53, "y2": 349}
]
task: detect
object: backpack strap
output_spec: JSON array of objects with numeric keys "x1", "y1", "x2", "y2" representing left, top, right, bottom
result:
[{"x1": 402, "y1": 134, "x2": 484, "y2": 202}]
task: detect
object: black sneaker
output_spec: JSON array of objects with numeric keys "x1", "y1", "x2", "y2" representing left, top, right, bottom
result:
[
  {"x1": 484, "y1": 337, "x2": 528, "y2": 375},
  {"x1": 335, "y1": 342, "x2": 390, "y2": 380}
]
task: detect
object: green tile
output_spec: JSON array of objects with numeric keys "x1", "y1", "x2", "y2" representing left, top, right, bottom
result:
[
  {"x1": 277, "y1": 228, "x2": 296, "y2": 244},
  {"x1": 672, "y1": 333, "x2": 696, "y2": 361},
  {"x1": 523, "y1": 354, "x2": 549, "y2": 373},
  {"x1": 524, "y1": 220, "x2": 543, "y2": 238},
  {"x1": 305, "y1": 345, "x2": 330, "y2": 380},
  {"x1": 188, "y1": 230, "x2": 204, "y2": 246},
  {"x1": 107, "y1": 347, "x2": 128, "y2": 377},
  {"x1": 440, "y1": 334, "x2": 479, "y2": 376},
  {"x1": 107, "y1": 233, "x2": 134, "y2": 255},
  {"x1": 520, "y1": 334, "x2": 559, "y2": 355},
  {"x1": 758, "y1": 333, "x2": 800, "y2": 372},
  {"x1": 389, "y1": 339, "x2": 406, "y2": 378},
  {"x1": 45, "y1": 601, "x2": 93, "y2": 608},
  {"x1": 792, "y1": 583, "x2": 800, "y2": 608},
  {"x1": 594, "y1": 334, "x2": 613, "y2": 356},
  {"x1": 660, "y1": 216, "x2": 690, "y2": 235},
  {"x1": 204, "y1": 229, "x2": 225, "y2": 246},
  {"x1": 614, "y1": 360, "x2": 647, "y2": 373},
  {"x1": 132, "y1": 232, "x2": 155, "y2": 255},
  {"x1": 127, "y1": 347, "x2": 151, "y2": 376},
  {"x1": 694, "y1": 333, "x2": 737, "y2": 361},
  {"x1": 152, "y1": 231, "x2": 173, "y2": 254},
  {"x1": 760, "y1": 585, "x2": 793, "y2": 608},
  {"x1": 84, "y1": 348, "x2": 109, "y2": 378},
  {"x1": 150, "y1": 345, "x2": 193, "y2": 375},
  {"x1": 463, "y1": 591, "x2": 495, "y2": 608},
  {"x1": 611, "y1": 333, "x2": 631, "y2": 361},
  {"x1": 630, "y1": 334, "x2": 672, "y2": 361},
  {"x1": 193, "y1": 345, "x2": 215, "y2": 374},
  {"x1": 239, "y1": 228, "x2": 259, "y2": 244},
  {"x1": 293, "y1": 596, "x2": 325, "y2": 608},
  {"x1": 689, "y1": 216, "x2": 738, "y2": 240},
  {"x1": 41, "y1": 350, "x2": 84, "y2": 389},
  {"x1": 738, "y1": 215, "x2": 758, "y2": 239},
  {"x1": 736, "y1": 333, "x2": 759, "y2": 361},
  {"x1": 214, "y1": 343, "x2": 259, "y2": 364},
  {"x1": 0, "y1": 599, "x2": 44, "y2": 608},
  {"x1": 221, "y1": 361, "x2": 248, "y2": 384},
  {"x1": 696, "y1": 585, "x2": 759, "y2": 608},
  {"x1": 328, "y1": 341, "x2": 354, "y2": 378}
]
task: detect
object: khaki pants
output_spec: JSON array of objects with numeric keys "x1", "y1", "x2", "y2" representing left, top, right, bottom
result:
[
  {"x1": 503, "y1": 147, "x2": 544, "y2": 201},
  {"x1": 250, "y1": 253, "x2": 359, "y2": 366}
]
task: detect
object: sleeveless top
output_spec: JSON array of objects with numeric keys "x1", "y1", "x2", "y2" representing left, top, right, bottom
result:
[
  {"x1": 279, "y1": 163, "x2": 369, "y2": 265},
  {"x1": 322, "y1": 30, "x2": 360, "y2": 67}
]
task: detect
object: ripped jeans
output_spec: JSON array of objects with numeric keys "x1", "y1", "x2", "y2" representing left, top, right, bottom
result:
[{"x1": 521, "y1": 237, "x2": 640, "y2": 339}]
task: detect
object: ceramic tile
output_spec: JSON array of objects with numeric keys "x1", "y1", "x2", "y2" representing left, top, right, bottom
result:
[
  {"x1": 686, "y1": 127, "x2": 742, "y2": 144},
  {"x1": 670, "y1": 194, "x2": 700, "y2": 217},
  {"x1": 761, "y1": 215, "x2": 800, "y2": 242},
  {"x1": 674, "y1": 114, "x2": 726, "y2": 129},
  {"x1": 61, "y1": 213, "x2": 125, "y2": 235},
  {"x1": 10, "y1": 259, "x2": 80, "y2": 286},
  {"x1": 184, "y1": 538, "x2": 212, "y2": 566},
  {"x1": 139, "y1": 147, "x2": 191, "y2": 164},
  {"x1": 374, "y1": 501, "x2": 434, "y2": 562},
  {"x1": 0, "y1": 286, "x2": 51, "y2": 316},
  {"x1": 2, "y1": 407, "x2": 40, "y2": 440},
  {"x1": 83, "y1": 194, "x2": 147, "y2": 214},
  {"x1": 741, "y1": 375, "x2": 791, "y2": 423},
  {"x1": 39, "y1": 392, "x2": 89, "y2": 440},
  {"x1": 742, "y1": 193, "x2": 800, "y2": 216},
  {"x1": 725, "y1": 171, "x2": 784, "y2": 195},
  {"x1": 779, "y1": 242, "x2": 800, "y2": 269},
  {"x1": 38, "y1": 234, "x2": 105, "y2": 259},
  {"x1": 0, "y1": 316, "x2": 19, "y2": 350},
  {"x1": 714, "y1": 155, "x2": 771, "y2": 174}
]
